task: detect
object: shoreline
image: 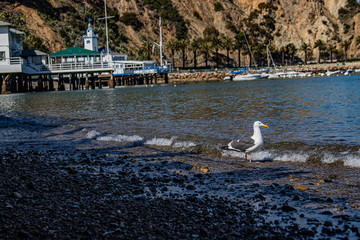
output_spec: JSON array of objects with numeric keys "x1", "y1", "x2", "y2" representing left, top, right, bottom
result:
[
  {"x1": 168, "y1": 61, "x2": 360, "y2": 83},
  {"x1": 1, "y1": 138, "x2": 360, "y2": 239}
]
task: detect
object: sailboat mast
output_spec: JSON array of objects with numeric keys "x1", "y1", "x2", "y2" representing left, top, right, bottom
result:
[
  {"x1": 267, "y1": 45, "x2": 270, "y2": 68},
  {"x1": 159, "y1": 17, "x2": 163, "y2": 66},
  {"x1": 244, "y1": 33, "x2": 257, "y2": 68}
]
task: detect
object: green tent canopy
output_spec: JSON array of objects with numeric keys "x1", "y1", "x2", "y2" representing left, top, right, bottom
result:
[{"x1": 49, "y1": 47, "x2": 100, "y2": 57}]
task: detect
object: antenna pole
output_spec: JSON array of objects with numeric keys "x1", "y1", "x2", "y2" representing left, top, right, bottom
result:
[{"x1": 104, "y1": 0, "x2": 109, "y2": 56}]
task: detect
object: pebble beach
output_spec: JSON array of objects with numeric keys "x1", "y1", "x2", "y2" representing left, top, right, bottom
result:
[{"x1": 1, "y1": 138, "x2": 360, "y2": 239}]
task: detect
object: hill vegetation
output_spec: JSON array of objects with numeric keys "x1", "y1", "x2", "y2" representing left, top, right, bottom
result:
[{"x1": 1, "y1": 0, "x2": 360, "y2": 68}]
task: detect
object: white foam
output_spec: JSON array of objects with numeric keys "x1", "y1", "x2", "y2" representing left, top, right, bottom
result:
[
  {"x1": 173, "y1": 141, "x2": 197, "y2": 148},
  {"x1": 274, "y1": 152, "x2": 309, "y2": 163},
  {"x1": 343, "y1": 154, "x2": 360, "y2": 167},
  {"x1": 222, "y1": 150, "x2": 245, "y2": 158},
  {"x1": 321, "y1": 152, "x2": 338, "y2": 164},
  {"x1": 145, "y1": 137, "x2": 176, "y2": 146},
  {"x1": 86, "y1": 130, "x2": 100, "y2": 139},
  {"x1": 97, "y1": 134, "x2": 144, "y2": 143},
  {"x1": 222, "y1": 150, "x2": 274, "y2": 161}
]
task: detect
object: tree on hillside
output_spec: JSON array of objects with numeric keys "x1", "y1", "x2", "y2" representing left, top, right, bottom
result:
[
  {"x1": 327, "y1": 44, "x2": 337, "y2": 63},
  {"x1": 211, "y1": 37, "x2": 223, "y2": 68},
  {"x1": 341, "y1": 40, "x2": 351, "y2": 62},
  {"x1": 178, "y1": 39, "x2": 188, "y2": 68},
  {"x1": 287, "y1": 44, "x2": 297, "y2": 65},
  {"x1": 300, "y1": 42, "x2": 311, "y2": 65},
  {"x1": 234, "y1": 32, "x2": 246, "y2": 68},
  {"x1": 142, "y1": 41, "x2": 153, "y2": 60},
  {"x1": 314, "y1": 39, "x2": 326, "y2": 63},
  {"x1": 223, "y1": 37, "x2": 233, "y2": 67},
  {"x1": 189, "y1": 39, "x2": 201, "y2": 68},
  {"x1": 279, "y1": 46, "x2": 286, "y2": 65},
  {"x1": 203, "y1": 26, "x2": 220, "y2": 41},
  {"x1": 166, "y1": 39, "x2": 177, "y2": 68},
  {"x1": 201, "y1": 42, "x2": 212, "y2": 68}
]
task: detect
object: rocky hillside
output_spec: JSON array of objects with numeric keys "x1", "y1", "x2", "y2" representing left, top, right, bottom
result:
[{"x1": 1, "y1": 0, "x2": 359, "y2": 66}]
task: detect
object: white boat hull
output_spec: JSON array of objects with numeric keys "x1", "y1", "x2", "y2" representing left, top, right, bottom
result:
[{"x1": 233, "y1": 73, "x2": 263, "y2": 81}]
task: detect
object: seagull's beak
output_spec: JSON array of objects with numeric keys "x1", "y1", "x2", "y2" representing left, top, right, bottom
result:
[{"x1": 262, "y1": 124, "x2": 269, "y2": 128}]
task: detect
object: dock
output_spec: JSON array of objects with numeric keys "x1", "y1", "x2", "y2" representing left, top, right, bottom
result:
[{"x1": 0, "y1": 20, "x2": 170, "y2": 94}]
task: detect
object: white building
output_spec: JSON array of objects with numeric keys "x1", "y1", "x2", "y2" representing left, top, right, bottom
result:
[
  {"x1": 82, "y1": 21, "x2": 98, "y2": 52},
  {"x1": 0, "y1": 20, "x2": 24, "y2": 73}
]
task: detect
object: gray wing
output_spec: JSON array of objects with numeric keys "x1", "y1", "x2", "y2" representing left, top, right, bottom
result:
[{"x1": 229, "y1": 137, "x2": 255, "y2": 152}]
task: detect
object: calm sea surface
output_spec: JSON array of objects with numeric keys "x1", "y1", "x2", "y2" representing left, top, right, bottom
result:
[{"x1": 1, "y1": 75, "x2": 360, "y2": 166}]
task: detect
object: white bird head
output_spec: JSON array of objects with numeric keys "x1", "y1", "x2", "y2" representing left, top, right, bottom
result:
[{"x1": 253, "y1": 121, "x2": 269, "y2": 129}]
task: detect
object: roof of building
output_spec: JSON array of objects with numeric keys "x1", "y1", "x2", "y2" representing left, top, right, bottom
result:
[
  {"x1": 10, "y1": 28, "x2": 25, "y2": 35},
  {"x1": 0, "y1": 20, "x2": 11, "y2": 27},
  {"x1": 49, "y1": 47, "x2": 100, "y2": 57},
  {"x1": 22, "y1": 49, "x2": 48, "y2": 57}
]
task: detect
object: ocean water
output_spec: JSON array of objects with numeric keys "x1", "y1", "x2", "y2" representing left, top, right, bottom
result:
[{"x1": 0, "y1": 75, "x2": 359, "y2": 166}]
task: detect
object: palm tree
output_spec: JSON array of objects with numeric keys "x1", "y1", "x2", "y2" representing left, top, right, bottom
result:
[
  {"x1": 189, "y1": 39, "x2": 200, "y2": 68},
  {"x1": 211, "y1": 37, "x2": 223, "y2": 68},
  {"x1": 279, "y1": 46, "x2": 286, "y2": 65},
  {"x1": 201, "y1": 42, "x2": 212, "y2": 68},
  {"x1": 328, "y1": 44, "x2": 337, "y2": 63},
  {"x1": 341, "y1": 40, "x2": 351, "y2": 62},
  {"x1": 178, "y1": 39, "x2": 188, "y2": 68},
  {"x1": 234, "y1": 32, "x2": 245, "y2": 68},
  {"x1": 223, "y1": 37, "x2": 233, "y2": 67},
  {"x1": 142, "y1": 41, "x2": 153, "y2": 60},
  {"x1": 300, "y1": 42, "x2": 311, "y2": 65},
  {"x1": 287, "y1": 43, "x2": 297, "y2": 65},
  {"x1": 166, "y1": 39, "x2": 177, "y2": 68},
  {"x1": 314, "y1": 39, "x2": 326, "y2": 63}
]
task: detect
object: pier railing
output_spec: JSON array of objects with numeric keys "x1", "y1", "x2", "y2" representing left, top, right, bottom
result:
[
  {"x1": 48, "y1": 62, "x2": 111, "y2": 71},
  {"x1": 0, "y1": 57, "x2": 23, "y2": 65}
]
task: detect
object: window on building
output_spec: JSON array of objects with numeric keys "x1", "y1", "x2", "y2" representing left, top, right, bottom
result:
[
  {"x1": 86, "y1": 40, "x2": 90, "y2": 44},
  {"x1": 0, "y1": 52, "x2": 5, "y2": 61},
  {"x1": 33, "y1": 56, "x2": 42, "y2": 64}
]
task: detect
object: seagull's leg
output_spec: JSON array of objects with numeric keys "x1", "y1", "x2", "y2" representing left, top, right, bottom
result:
[{"x1": 248, "y1": 155, "x2": 252, "y2": 162}]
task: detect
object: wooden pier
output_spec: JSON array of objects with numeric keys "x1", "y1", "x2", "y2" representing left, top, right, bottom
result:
[{"x1": 0, "y1": 72, "x2": 169, "y2": 94}]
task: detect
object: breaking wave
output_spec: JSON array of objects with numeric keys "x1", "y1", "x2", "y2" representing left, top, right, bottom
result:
[{"x1": 83, "y1": 129, "x2": 360, "y2": 168}]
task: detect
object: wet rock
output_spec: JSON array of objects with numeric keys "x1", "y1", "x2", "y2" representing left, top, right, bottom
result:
[
  {"x1": 324, "y1": 221, "x2": 333, "y2": 227},
  {"x1": 26, "y1": 182, "x2": 36, "y2": 190},
  {"x1": 200, "y1": 166, "x2": 210, "y2": 173},
  {"x1": 11, "y1": 192, "x2": 22, "y2": 199},
  {"x1": 186, "y1": 185, "x2": 196, "y2": 190},
  {"x1": 325, "y1": 197, "x2": 334, "y2": 203},
  {"x1": 321, "y1": 211, "x2": 333, "y2": 215},
  {"x1": 281, "y1": 205, "x2": 296, "y2": 212},
  {"x1": 295, "y1": 183, "x2": 309, "y2": 191},
  {"x1": 255, "y1": 194, "x2": 266, "y2": 201},
  {"x1": 324, "y1": 175, "x2": 337, "y2": 183},
  {"x1": 65, "y1": 166, "x2": 78, "y2": 174},
  {"x1": 292, "y1": 195, "x2": 300, "y2": 201}
]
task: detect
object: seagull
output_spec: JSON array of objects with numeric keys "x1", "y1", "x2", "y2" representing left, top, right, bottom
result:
[{"x1": 222, "y1": 121, "x2": 269, "y2": 162}]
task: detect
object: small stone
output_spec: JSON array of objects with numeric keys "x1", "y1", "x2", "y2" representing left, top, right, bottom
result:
[
  {"x1": 281, "y1": 204, "x2": 297, "y2": 212},
  {"x1": 295, "y1": 183, "x2": 309, "y2": 191},
  {"x1": 292, "y1": 195, "x2": 300, "y2": 201},
  {"x1": 200, "y1": 166, "x2": 210, "y2": 173},
  {"x1": 11, "y1": 192, "x2": 22, "y2": 199},
  {"x1": 186, "y1": 185, "x2": 196, "y2": 190},
  {"x1": 6, "y1": 203, "x2": 13, "y2": 208},
  {"x1": 192, "y1": 164, "x2": 200, "y2": 170}
]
